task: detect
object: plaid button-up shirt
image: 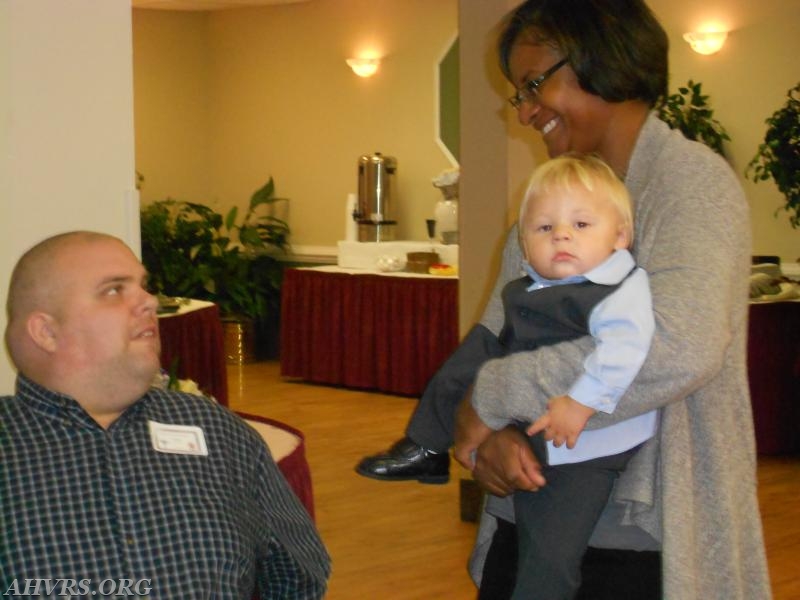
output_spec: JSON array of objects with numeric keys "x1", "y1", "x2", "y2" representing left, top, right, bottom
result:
[{"x1": 1, "y1": 376, "x2": 330, "y2": 599}]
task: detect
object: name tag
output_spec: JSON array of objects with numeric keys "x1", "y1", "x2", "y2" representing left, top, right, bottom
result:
[{"x1": 148, "y1": 420, "x2": 208, "y2": 456}]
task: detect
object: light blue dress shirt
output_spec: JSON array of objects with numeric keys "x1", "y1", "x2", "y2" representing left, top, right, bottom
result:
[{"x1": 522, "y1": 249, "x2": 657, "y2": 465}]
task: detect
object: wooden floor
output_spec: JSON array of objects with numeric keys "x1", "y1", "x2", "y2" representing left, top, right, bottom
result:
[{"x1": 227, "y1": 361, "x2": 799, "y2": 600}]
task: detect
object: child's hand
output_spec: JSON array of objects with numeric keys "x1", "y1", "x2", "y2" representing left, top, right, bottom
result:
[
  {"x1": 526, "y1": 395, "x2": 595, "y2": 449},
  {"x1": 526, "y1": 413, "x2": 552, "y2": 438}
]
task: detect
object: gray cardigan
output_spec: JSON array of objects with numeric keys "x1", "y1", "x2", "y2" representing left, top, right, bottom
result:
[{"x1": 469, "y1": 115, "x2": 771, "y2": 599}]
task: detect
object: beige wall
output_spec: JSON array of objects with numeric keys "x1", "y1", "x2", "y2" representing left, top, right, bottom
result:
[
  {"x1": 133, "y1": 0, "x2": 798, "y2": 335},
  {"x1": 1, "y1": 0, "x2": 136, "y2": 392},
  {"x1": 133, "y1": 10, "x2": 213, "y2": 205},
  {"x1": 665, "y1": 11, "x2": 800, "y2": 262},
  {"x1": 134, "y1": 0, "x2": 458, "y2": 247}
]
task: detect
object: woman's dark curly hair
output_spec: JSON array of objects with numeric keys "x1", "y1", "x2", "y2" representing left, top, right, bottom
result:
[{"x1": 499, "y1": 0, "x2": 668, "y2": 107}]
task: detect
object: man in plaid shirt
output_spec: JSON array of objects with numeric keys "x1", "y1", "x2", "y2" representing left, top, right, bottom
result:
[{"x1": 1, "y1": 231, "x2": 330, "y2": 599}]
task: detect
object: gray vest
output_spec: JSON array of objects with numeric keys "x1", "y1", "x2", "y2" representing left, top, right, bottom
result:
[{"x1": 498, "y1": 276, "x2": 624, "y2": 353}]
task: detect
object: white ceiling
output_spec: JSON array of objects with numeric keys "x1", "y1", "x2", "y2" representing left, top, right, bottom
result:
[{"x1": 131, "y1": 0, "x2": 310, "y2": 11}]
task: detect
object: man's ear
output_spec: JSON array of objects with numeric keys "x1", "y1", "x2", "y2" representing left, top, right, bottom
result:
[{"x1": 26, "y1": 312, "x2": 58, "y2": 353}]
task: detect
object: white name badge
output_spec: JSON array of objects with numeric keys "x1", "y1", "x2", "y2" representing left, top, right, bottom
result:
[{"x1": 148, "y1": 420, "x2": 208, "y2": 456}]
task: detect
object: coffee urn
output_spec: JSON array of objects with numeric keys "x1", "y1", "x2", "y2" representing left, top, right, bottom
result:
[{"x1": 355, "y1": 152, "x2": 397, "y2": 241}]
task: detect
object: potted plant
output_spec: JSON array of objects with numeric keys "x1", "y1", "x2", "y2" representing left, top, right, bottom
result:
[
  {"x1": 657, "y1": 79, "x2": 731, "y2": 156},
  {"x1": 746, "y1": 82, "x2": 800, "y2": 229},
  {"x1": 140, "y1": 178, "x2": 290, "y2": 361}
]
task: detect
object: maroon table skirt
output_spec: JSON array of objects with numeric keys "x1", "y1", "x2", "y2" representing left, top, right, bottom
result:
[
  {"x1": 158, "y1": 302, "x2": 229, "y2": 407},
  {"x1": 747, "y1": 301, "x2": 800, "y2": 455},
  {"x1": 280, "y1": 268, "x2": 459, "y2": 396}
]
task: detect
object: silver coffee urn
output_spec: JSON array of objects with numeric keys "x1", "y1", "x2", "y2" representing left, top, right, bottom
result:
[{"x1": 355, "y1": 152, "x2": 397, "y2": 242}]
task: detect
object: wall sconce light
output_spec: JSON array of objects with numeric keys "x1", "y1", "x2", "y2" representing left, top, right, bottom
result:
[
  {"x1": 683, "y1": 31, "x2": 728, "y2": 55},
  {"x1": 346, "y1": 57, "x2": 380, "y2": 78}
]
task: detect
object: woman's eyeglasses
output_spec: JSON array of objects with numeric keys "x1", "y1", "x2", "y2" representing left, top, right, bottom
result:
[{"x1": 508, "y1": 58, "x2": 568, "y2": 109}]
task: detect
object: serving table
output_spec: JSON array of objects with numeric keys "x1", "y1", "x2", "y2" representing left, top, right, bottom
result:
[
  {"x1": 747, "y1": 299, "x2": 800, "y2": 455},
  {"x1": 157, "y1": 300, "x2": 229, "y2": 407},
  {"x1": 280, "y1": 266, "x2": 459, "y2": 396}
]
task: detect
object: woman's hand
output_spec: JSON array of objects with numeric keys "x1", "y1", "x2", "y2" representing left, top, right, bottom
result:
[
  {"x1": 453, "y1": 394, "x2": 494, "y2": 471},
  {"x1": 472, "y1": 427, "x2": 546, "y2": 497}
]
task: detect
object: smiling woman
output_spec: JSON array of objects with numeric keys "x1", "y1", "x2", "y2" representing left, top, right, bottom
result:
[{"x1": 456, "y1": 3, "x2": 771, "y2": 600}]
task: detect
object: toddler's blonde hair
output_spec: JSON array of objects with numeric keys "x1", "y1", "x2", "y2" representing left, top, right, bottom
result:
[{"x1": 519, "y1": 153, "x2": 634, "y2": 247}]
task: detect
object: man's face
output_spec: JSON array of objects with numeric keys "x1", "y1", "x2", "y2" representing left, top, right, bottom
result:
[{"x1": 51, "y1": 238, "x2": 161, "y2": 392}]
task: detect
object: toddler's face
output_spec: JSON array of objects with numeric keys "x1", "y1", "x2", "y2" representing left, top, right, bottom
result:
[{"x1": 521, "y1": 185, "x2": 629, "y2": 280}]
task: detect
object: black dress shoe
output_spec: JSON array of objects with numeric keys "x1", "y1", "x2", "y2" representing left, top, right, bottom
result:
[{"x1": 355, "y1": 437, "x2": 450, "y2": 484}]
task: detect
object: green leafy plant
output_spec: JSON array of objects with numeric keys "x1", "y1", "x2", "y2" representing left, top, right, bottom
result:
[
  {"x1": 140, "y1": 178, "x2": 290, "y2": 323},
  {"x1": 657, "y1": 80, "x2": 730, "y2": 156},
  {"x1": 746, "y1": 82, "x2": 800, "y2": 229}
]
